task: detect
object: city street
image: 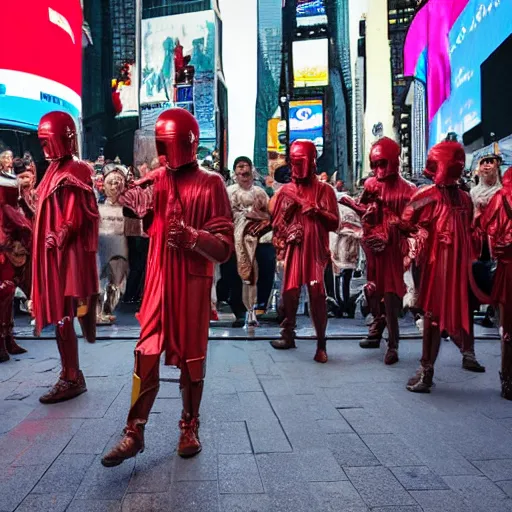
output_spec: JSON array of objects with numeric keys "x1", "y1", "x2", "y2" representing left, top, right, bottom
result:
[{"x1": 2, "y1": 317, "x2": 512, "y2": 512}]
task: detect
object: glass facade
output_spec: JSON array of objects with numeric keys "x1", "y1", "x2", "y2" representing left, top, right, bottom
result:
[{"x1": 254, "y1": 0, "x2": 282, "y2": 174}]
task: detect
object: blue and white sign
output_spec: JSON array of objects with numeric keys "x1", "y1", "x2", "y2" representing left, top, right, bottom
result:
[
  {"x1": 289, "y1": 99, "x2": 324, "y2": 156},
  {"x1": 296, "y1": 0, "x2": 327, "y2": 27}
]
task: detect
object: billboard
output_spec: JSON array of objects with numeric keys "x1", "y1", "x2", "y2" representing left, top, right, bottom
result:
[
  {"x1": 140, "y1": 11, "x2": 216, "y2": 140},
  {"x1": 112, "y1": 63, "x2": 139, "y2": 118},
  {"x1": 0, "y1": 0, "x2": 83, "y2": 130},
  {"x1": 293, "y1": 39, "x2": 329, "y2": 88},
  {"x1": 405, "y1": 0, "x2": 512, "y2": 144},
  {"x1": 296, "y1": 0, "x2": 327, "y2": 27},
  {"x1": 289, "y1": 99, "x2": 324, "y2": 157}
]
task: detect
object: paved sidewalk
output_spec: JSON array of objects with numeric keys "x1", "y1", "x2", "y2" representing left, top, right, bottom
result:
[{"x1": 1, "y1": 331, "x2": 511, "y2": 512}]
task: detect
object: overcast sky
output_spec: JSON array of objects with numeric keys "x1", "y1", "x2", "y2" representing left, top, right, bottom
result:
[
  {"x1": 219, "y1": 0, "x2": 258, "y2": 169},
  {"x1": 219, "y1": 0, "x2": 368, "y2": 169}
]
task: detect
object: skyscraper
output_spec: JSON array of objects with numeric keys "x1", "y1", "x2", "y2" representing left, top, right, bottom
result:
[{"x1": 253, "y1": 0, "x2": 282, "y2": 173}]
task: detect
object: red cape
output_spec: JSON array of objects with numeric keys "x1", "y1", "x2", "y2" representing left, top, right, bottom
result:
[{"x1": 32, "y1": 158, "x2": 99, "y2": 332}]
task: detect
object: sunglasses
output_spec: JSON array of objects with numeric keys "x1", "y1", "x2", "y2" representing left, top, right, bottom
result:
[
  {"x1": 480, "y1": 158, "x2": 497, "y2": 165},
  {"x1": 370, "y1": 159, "x2": 388, "y2": 170}
]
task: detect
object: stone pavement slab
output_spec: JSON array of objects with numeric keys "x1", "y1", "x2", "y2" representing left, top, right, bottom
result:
[{"x1": 1, "y1": 334, "x2": 512, "y2": 511}]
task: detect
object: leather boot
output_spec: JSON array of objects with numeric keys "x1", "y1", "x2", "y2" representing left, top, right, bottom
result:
[
  {"x1": 6, "y1": 322, "x2": 27, "y2": 355},
  {"x1": 101, "y1": 421, "x2": 145, "y2": 467},
  {"x1": 309, "y1": 283, "x2": 329, "y2": 363},
  {"x1": 178, "y1": 362, "x2": 204, "y2": 458},
  {"x1": 0, "y1": 332, "x2": 9, "y2": 363},
  {"x1": 102, "y1": 353, "x2": 160, "y2": 467},
  {"x1": 78, "y1": 294, "x2": 98, "y2": 344},
  {"x1": 501, "y1": 322, "x2": 512, "y2": 400},
  {"x1": 462, "y1": 352, "x2": 486, "y2": 373},
  {"x1": 178, "y1": 412, "x2": 202, "y2": 458},
  {"x1": 40, "y1": 317, "x2": 87, "y2": 404},
  {"x1": 384, "y1": 293, "x2": 401, "y2": 365},
  {"x1": 360, "y1": 315, "x2": 385, "y2": 349},
  {"x1": 271, "y1": 288, "x2": 300, "y2": 350},
  {"x1": 500, "y1": 372, "x2": 512, "y2": 401},
  {"x1": 406, "y1": 365, "x2": 434, "y2": 393}
]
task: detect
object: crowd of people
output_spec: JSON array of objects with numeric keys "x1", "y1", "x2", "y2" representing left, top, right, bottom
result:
[{"x1": 0, "y1": 107, "x2": 511, "y2": 469}]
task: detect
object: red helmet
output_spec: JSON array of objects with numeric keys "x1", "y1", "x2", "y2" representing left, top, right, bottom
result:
[
  {"x1": 427, "y1": 141, "x2": 465, "y2": 187},
  {"x1": 290, "y1": 140, "x2": 317, "y2": 181},
  {"x1": 38, "y1": 111, "x2": 78, "y2": 160},
  {"x1": 502, "y1": 167, "x2": 512, "y2": 189},
  {"x1": 369, "y1": 137, "x2": 400, "y2": 181},
  {"x1": 155, "y1": 108, "x2": 199, "y2": 170}
]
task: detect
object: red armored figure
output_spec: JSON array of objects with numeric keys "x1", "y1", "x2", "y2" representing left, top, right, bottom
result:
[
  {"x1": 403, "y1": 141, "x2": 484, "y2": 393},
  {"x1": 342, "y1": 137, "x2": 415, "y2": 365},
  {"x1": 101, "y1": 108, "x2": 234, "y2": 467},
  {"x1": 270, "y1": 140, "x2": 339, "y2": 363},
  {"x1": 33, "y1": 111, "x2": 99, "y2": 403},
  {"x1": 481, "y1": 167, "x2": 512, "y2": 400},
  {"x1": 0, "y1": 170, "x2": 31, "y2": 362}
]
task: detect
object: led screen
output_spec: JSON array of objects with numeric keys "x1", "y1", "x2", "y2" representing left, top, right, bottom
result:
[
  {"x1": 289, "y1": 100, "x2": 324, "y2": 157},
  {"x1": 296, "y1": 0, "x2": 327, "y2": 27},
  {"x1": 293, "y1": 39, "x2": 329, "y2": 88},
  {"x1": 0, "y1": 0, "x2": 83, "y2": 129},
  {"x1": 430, "y1": 0, "x2": 512, "y2": 143},
  {"x1": 140, "y1": 11, "x2": 216, "y2": 140}
]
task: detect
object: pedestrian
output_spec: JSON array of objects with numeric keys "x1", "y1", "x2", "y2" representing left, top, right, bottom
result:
[
  {"x1": 101, "y1": 108, "x2": 234, "y2": 467},
  {"x1": 341, "y1": 137, "x2": 415, "y2": 365},
  {"x1": 403, "y1": 141, "x2": 485, "y2": 393},
  {"x1": 270, "y1": 140, "x2": 339, "y2": 363},
  {"x1": 227, "y1": 157, "x2": 272, "y2": 326},
  {"x1": 481, "y1": 166, "x2": 512, "y2": 400},
  {"x1": 32, "y1": 111, "x2": 99, "y2": 403}
]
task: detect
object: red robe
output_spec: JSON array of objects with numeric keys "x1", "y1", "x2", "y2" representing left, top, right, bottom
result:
[
  {"x1": 120, "y1": 165, "x2": 233, "y2": 367},
  {"x1": 402, "y1": 185, "x2": 474, "y2": 335},
  {"x1": 272, "y1": 178, "x2": 339, "y2": 292},
  {"x1": 360, "y1": 176, "x2": 416, "y2": 299},
  {"x1": 480, "y1": 188, "x2": 512, "y2": 305},
  {"x1": 32, "y1": 159, "x2": 99, "y2": 333}
]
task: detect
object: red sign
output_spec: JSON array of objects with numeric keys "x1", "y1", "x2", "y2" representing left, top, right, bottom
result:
[{"x1": 1, "y1": 0, "x2": 83, "y2": 96}]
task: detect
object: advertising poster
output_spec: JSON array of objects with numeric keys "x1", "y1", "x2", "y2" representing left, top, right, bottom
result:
[
  {"x1": 112, "y1": 63, "x2": 139, "y2": 118},
  {"x1": 289, "y1": 99, "x2": 324, "y2": 157},
  {"x1": 405, "y1": 0, "x2": 512, "y2": 144},
  {"x1": 293, "y1": 39, "x2": 329, "y2": 88},
  {"x1": 0, "y1": 0, "x2": 83, "y2": 129},
  {"x1": 140, "y1": 10, "x2": 216, "y2": 138},
  {"x1": 296, "y1": 0, "x2": 327, "y2": 27}
]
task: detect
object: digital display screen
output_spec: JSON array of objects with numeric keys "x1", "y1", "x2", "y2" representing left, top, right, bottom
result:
[
  {"x1": 140, "y1": 11, "x2": 216, "y2": 140},
  {"x1": 430, "y1": 0, "x2": 512, "y2": 143},
  {"x1": 292, "y1": 39, "x2": 329, "y2": 88},
  {"x1": 289, "y1": 99, "x2": 324, "y2": 156},
  {"x1": 296, "y1": 0, "x2": 327, "y2": 27},
  {"x1": 0, "y1": 0, "x2": 83, "y2": 129}
]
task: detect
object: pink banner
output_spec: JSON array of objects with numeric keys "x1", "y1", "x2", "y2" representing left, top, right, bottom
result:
[{"x1": 403, "y1": 0, "x2": 469, "y2": 122}]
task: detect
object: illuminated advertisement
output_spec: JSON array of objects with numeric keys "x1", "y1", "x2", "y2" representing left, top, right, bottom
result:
[
  {"x1": 0, "y1": 0, "x2": 83, "y2": 129},
  {"x1": 405, "y1": 0, "x2": 512, "y2": 144},
  {"x1": 112, "y1": 62, "x2": 138, "y2": 118},
  {"x1": 296, "y1": 0, "x2": 327, "y2": 27},
  {"x1": 293, "y1": 39, "x2": 329, "y2": 88},
  {"x1": 289, "y1": 100, "x2": 324, "y2": 157},
  {"x1": 140, "y1": 11, "x2": 216, "y2": 140}
]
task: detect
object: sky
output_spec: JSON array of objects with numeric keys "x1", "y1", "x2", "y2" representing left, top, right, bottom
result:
[
  {"x1": 219, "y1": 0, "x2": 367, "y2": 170},
  {"x1": 219, "y1": 0, "x2": 258, "y2": 169}
]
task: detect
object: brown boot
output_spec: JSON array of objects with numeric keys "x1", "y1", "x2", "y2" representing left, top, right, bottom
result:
[
  {"x1": 0, "y1": 334, "x2": 9, "y2": 363},
  {"x1": 462, "y1": 352, "x2": 486, "y2": 373},
  {"x1": 39, "y1": 370, "x2": 87, "y2": 404},
  {"x1": 384, "y1": 347, "x2": 399, "y2": 365},
  {"x1": 500, "y1": 372, "x2": 512, "y2": 401},
  {"x1": 314, "y1": 349, "x2": 328, "y2": 363},
  {"x1": 406, "y1": 366, "x2": 434, "y2": 393},
  {"x1": 178, "y1": 413, "x2": 202, "y2": 458},
  {"x1": 6, "y1": 323, "x2": 27, "y2": 355},
  {"x1": 101, "y1": 422, "x2": 145, "y2": 467},
  {"x1": 270, "y1": 338, "x2": 296, "y2": 350}
]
